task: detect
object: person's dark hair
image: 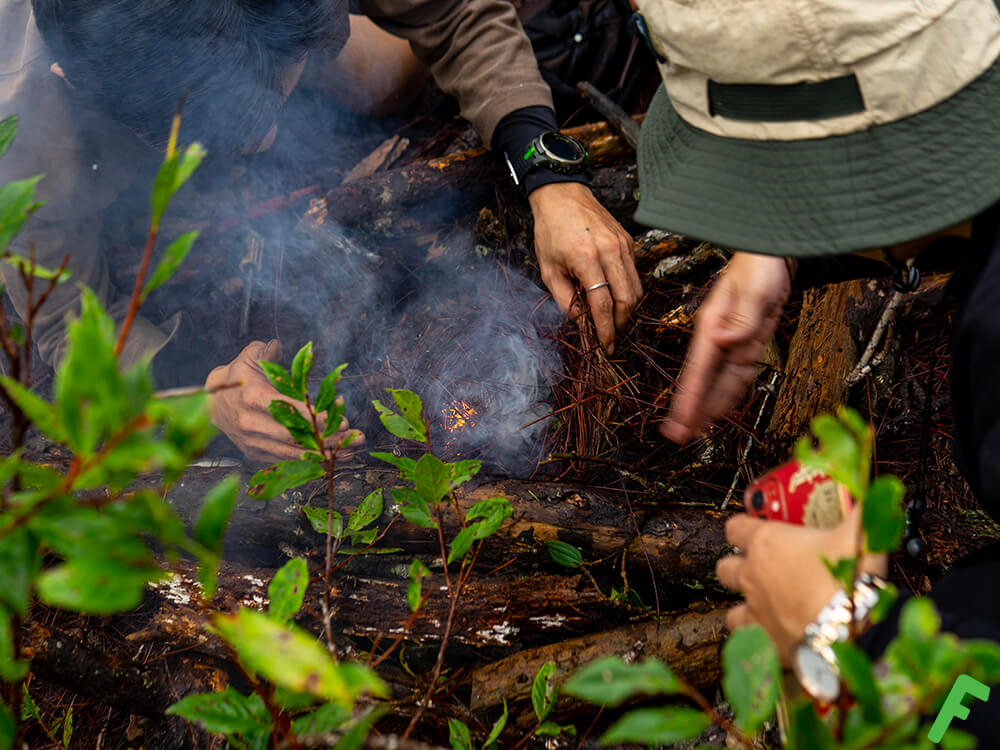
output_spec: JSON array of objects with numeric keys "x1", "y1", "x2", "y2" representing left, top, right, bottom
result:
[{"x1": 31, "y1": 0, "x2": 348, "y2": 151}]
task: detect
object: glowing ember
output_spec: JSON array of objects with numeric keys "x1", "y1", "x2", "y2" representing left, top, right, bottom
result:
[{"x1": 443, "y1": 400, "x2": 479, "y2": 433}]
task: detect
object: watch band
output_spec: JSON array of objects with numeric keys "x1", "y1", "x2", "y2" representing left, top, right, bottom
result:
[{"x1": 504, "y1": 132, "x2": 590, "y2": 193}]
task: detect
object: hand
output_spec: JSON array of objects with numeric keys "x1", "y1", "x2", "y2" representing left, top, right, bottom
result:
[
  {"x1": 205, "y1": 339, "x2": 363, "y2": 462},
  {"x1": 715, "y1": 510, "x2": 887, "y2": 664},
  {"x1": 529, "y1": 182, "x2": 642, "y2": 355},
  {"x1": 662, "y1": 251, "x2": 792, "y2": 443}
]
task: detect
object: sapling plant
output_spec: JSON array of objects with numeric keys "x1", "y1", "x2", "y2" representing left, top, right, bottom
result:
[{"x1": 562, "y1": 408, "x2": 1000, "y2": 749}]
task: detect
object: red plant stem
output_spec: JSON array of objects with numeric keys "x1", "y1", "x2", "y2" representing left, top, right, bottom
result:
[{"x1": 114, "y1": 224, "x2": 158, "y2": 358}]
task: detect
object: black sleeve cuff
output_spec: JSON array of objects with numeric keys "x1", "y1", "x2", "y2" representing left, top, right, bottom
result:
[{"x1": 492, "y1": 106, "x2": 589, "y2": 197}]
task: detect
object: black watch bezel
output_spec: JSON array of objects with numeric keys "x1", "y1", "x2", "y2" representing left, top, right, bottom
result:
[{"x1": 504, "y1": 132, "x2": 590, "y2": 188}]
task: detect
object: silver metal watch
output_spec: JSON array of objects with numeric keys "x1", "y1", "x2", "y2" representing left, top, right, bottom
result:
[{"x1": 792, "y1": 573, "x2": 887, "y2": 703}]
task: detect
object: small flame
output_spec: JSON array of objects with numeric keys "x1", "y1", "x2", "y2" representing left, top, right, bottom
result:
[{"x1": 443, "y1": 400, "x2": 479, "y2": 433}]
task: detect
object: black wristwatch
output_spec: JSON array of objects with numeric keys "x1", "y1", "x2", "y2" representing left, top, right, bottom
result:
[{"x1": 504, "y1": 132, "x2": 590, "y2": 190}]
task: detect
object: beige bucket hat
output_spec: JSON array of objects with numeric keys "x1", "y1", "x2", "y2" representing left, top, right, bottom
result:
[{"x1": 634, "y1": 0, "x2": 1000, "y2": 256}]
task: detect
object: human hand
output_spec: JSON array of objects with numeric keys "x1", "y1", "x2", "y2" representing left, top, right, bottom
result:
[
  {"x1": 529, "y1": 182, "x2": 642, "y2": 355},
  {"x1": 662, "y1": 251, "x2": 792, "y2": 443},
  {"x1": 205, "y1": 339, "x2": 363, "y2": 462},
  {"x1": 715, "y1": 510, "x2": 887, "y2": 664}
]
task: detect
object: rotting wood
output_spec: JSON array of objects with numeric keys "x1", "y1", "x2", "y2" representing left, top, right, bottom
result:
[{"x1": 468, "y1": 606, "x2": 728, "y2": 713}]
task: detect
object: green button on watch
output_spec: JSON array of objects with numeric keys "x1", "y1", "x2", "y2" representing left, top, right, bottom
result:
[{"x1": 504, "y1": 132, "x2": 590, "y2": 189}]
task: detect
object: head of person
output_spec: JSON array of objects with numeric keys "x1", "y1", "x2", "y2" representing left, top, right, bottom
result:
[
  {"x1": 631, "y1": 0, "x2": 1000, "y2": 258},
  {"x1": 30, "y1": 0, "x2": 349, "y2": 153}
]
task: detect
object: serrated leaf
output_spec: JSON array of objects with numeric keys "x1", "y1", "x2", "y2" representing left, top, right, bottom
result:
[
  {"x1": 348, "y1": 490, "x2": 383, "y2": 531},
  {"x1": 393, "y1": 487, "x2": 436, "y2": 529},
  {"x1": 830, "y1": 641, "x2": 882, "y2": 724},
  {"x1": 0, "y1": 175, "x2": 44, "y2": 254},
  {"x1": 532, "y1": 662, "x2": 558, "y2": 722},
  {"x1": 546, "y1": 540, "x2": 582, "y2": 568},
  {"x1": 213, "y1": 609, "x2": 387, "y2": 704},
  {"x1": 142, "y1": 231, "x2": 198, "y2": 301},
  {"x1": 602, "y1": 706, "x2": 710, "y2": 745},
  {"x1": 269, "y1": 557, "x2": 308, "y2": 624},
  {"x1": 414, "y1": 453, "x2": 451, "y2": 506},
  {"x1": 260, "y1": 360, "x2": 304, "y2": 401},
  {"x1": 484, "y1": 700, "x2": 508, "y2": 748},
  {"x1": 722, "y1": 625, "x2": 780, "y2": 735},
  {"x1": 268, "y1": 400, "x2": 319, "y2": 451},
  {"x1": 563, "y1": 657, "x2": 681, "y2": 707},
  {"x1": 370, "y1": 452, "x2": 417, "y2": 480},
  {"x1": 0, "y1": 115, "x2": 16, "y2": 160},
  {"x1": 303, "y1": 506, "x2": 343, "y2": 539},
  {"x1": 315, "y1": 364, "x2": 348, "y2": 414},
  {"x1": 408, "y1": 559, "x2": 431, "y2": 612},
  {"x1": 166, "y1": 687, "x2": 269, "y2": 735},
  {"x1": 447, "y1": 526, "x2": 476, "y2": 563},
  {"x1": 448, "y1": 719, "x2": 472, "y2": 750},
  {"x1": 291, "y1": 342, "x2": 314, "y2": 395},
  {"x1": 249, "y1": 459, "x2": 324, "y2": 500},
  {"x1": 864, "y1": 475, "x2": 906, "y2": 553}
]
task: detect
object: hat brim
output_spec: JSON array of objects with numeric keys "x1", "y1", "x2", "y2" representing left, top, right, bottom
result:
[{"x1": 635, "y1": 60, "x2": 1000, "y2": 257}]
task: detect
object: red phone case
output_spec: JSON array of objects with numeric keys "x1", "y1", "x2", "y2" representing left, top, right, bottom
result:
[{"x1": 743, "y1": 460, "x2": 854, "y2": 528}]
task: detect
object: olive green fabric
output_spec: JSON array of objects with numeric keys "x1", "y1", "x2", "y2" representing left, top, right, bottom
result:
[{"x1": 635, "y1": 58, "x2": 1000, "y2": 257}]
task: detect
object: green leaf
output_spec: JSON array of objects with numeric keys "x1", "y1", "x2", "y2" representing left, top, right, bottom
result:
[
  {"x1": 447, "y1": 526, "x2": 477, "y2": 564},
  {"x1": 466, "y1": 497, "x2": 512, "y2": 539},
  {"x1": 141, "y1": 231, "x2": 198, "y2": 301},
  {"x1": 292, "y1": 703, "x2": 351, "y2": 736},
  {"x1": 823, "y1": 556, "x2": 858, "y2": 599},
  {"x1": 532, "y1": 662, "x2": 558, "y2": 722},
  {"x1": 900, "y1": 597, "x2": 940, "y2": 641},
  {"x1": 863, "y1": 475, "x2": 906, "y2": 553},
  {"x1": 167, "y1": 687, "x2": 270, "y2": 735},
  {"x1": 291, "y1": 342, "x2": 314, "y2": 395},
  {"x1": 334, "y1": 706, "x2": 387, "y2": 750},
  {"x1": 3, "y1": 254, "x2": 70, "y2": 282},
  {"x1": 0, "y1": 698, "x2": 14, "y2": 750},
  {"x1": 546, "y1": 540, "x2": 582, "y2": 568},
  {"x1": 414, "y1": 453, "x2": 451, "y2": 506},
  {"x1": 259, "y1": 360, "x2": 304, "y2": 401},
  {"x1": 830, "y1": 641, "x2": 882, "y2": 724},
  {"x1": 449, "y1": 719, "x2": 473, "y2": 750},
  {"x1": 268, "y1": 400, "x2": 319, "y2": 451},
  {"x1": 303, "y1": 506, "x2": 343, "y2": 539},
  {"x1": 0, "y1": 115, "x2": 16, "y2": 160},
  {"x1": 393, "y1": 487, "x2": 436, "y2": 529},
  {"x1": 268, "y1": 557, "x2": 309, "y2": 624},
  {"x1": 213, "y1": 609, "x2": 387, "y2": 704},
  {"x1": 602, "y1": 706, "x2": 710, "y2": 746},
  {"x1": 194, "y1": 476, "x2": 240, "y2": 554},
  {"x1": 535, "y1": 721, "x2": 563, "y2": 737},
  {"x1": 0, "y1": 527, "x2": 39, "y2": 616},
  {"x1": 449, "y1": 459, "x2": 481, "y2": 488},
  {"x1": 389, "y1": 389, "x2": 426, "y2": 433},
  {"x1": 348, "y1": 490, "x2": 383, "y2": 531},
  {"x1": 150, "y1": 143, "x2": 206, "y2": 228},
  {"x1": 722, "y1": 625, "x2": 780, "y2": 735},
  {"x1": 315, "y1": 364, "x2": 348, "y2": 414},
  {"x1": 249, "y1": 459, "x2": 324, "y2": 500},
  {"x1": 0, "y1": 175, "x2": 44, "y2": 254},
  {"x1": 61, "y1": 705, "x2": 73, "y2": 748},
  {"x1": 869, "y1": 583, "x2": 899, "y2": 625},
  {"x1": 563, "y1": 657, "x2": 681, "y2": 707},
  {"x1": 0, "y1": 612, "x2": 28, "y2": 682},
  {"x1": 0, "y1": 376, "x2": 66, "y2": 444},
  {"x1": 785, "y1": 699, "x2": 835, "y2": 750},
  {"x1": 373, "y1": 397, "x2": 427, "y2": 443},
  {"x1": 370, "y1": 452, "x2": 417, "y2": 481},
  {"x1": 37, "y1": 558, "x2": 165, "y2": 614},
  {"x1": 484, "y1": 700, "x2": 508, "y2": 749},
  {"x1": 408, "y1": 559, "x2": 431, "y2": 612},
  {"x1": 940, "y1": 729, "x2": 978, "y2": 750}
]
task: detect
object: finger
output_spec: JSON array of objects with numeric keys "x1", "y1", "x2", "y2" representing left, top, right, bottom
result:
[
  {"x1": 661, "y1": 321, "x2": 725, "y2": 441},
  {"x1": 543, "y1": 270, "x2": 584, "y2": 319},
  {"x1": 584, "y1": 285, "x2": 616, "y2": 354},
  {"x1": 725, "y1": 513, "x2": 768, "y2": 549},
  {"x1": 711, "y1": 290, "x2": 772, "y2": 347},
  {"x1": 261, "y1": 338, "x2": 283, "y2": 361},
  {"x1": 726, "y1": 604, "x2": 756, "y2": 632},
  {"x1": 701, "y1": 359, "x2": 759, "y2": 424},
  {"x1": 598, "y1": 238, "x2": 638, "y2": 333},
  {"x1": 715, "y1": 553, "x2": 745, "y2": 592}
]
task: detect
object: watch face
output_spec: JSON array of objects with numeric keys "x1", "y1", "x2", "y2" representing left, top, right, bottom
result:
[
  {"x1": 794, "y1": 645, "x2": 840, "y2": 702},
  {"x1": 538, "y1": 133, "x2": 586, "y2": 165}
]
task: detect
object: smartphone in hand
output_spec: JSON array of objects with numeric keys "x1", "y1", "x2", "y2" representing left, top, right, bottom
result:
[{"x1": 743, "y1": 460, "x2": 854, "y2": 529}]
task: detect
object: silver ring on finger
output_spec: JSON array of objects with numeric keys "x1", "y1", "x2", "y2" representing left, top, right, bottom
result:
[{"x1": 585, "y1": 280, "x2": 610, "y2": 292}]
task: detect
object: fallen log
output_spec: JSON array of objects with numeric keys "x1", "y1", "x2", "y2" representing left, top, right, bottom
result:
[
  {"x1": 468, "y1": 606, "x2": 728, "y2": 714},
  {"x1": 298, "y1": 120, "x2": 640, "y2": 239}
]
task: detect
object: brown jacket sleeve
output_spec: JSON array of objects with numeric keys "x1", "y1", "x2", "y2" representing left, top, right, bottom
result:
[{"x1": 355, "y1": 0, "x2": 553, "y2": 144}]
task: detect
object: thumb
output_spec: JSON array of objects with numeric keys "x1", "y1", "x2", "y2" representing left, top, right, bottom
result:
[{"x1": 260, "y1": 338, "x2": 283, "y2": 362}]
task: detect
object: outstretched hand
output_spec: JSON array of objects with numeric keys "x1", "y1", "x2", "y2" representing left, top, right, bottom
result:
[
  {"x1": 662, "y1": 252, "x2": 791, "y2": 443},
  {"x1": 529, "y1": 182, "x2": 642, "y2": 355},
  {"x1": 205, "y1": 339, "x2": 363, "y2": 462}
]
